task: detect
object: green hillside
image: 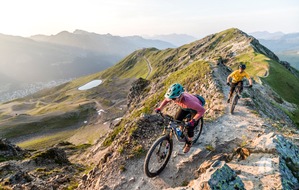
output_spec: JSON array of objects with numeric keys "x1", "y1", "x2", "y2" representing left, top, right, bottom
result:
[
  {"x1": 0, "y1": 71, "x2": 132, "y2": 149},
  {"x1": 263, "y1": 60, "x2": 299, "y2": 125}
]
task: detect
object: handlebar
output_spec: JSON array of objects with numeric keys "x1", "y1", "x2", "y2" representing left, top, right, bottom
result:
[{"x1": 158, "y1": 112, "x2": 187, "y2": 126}]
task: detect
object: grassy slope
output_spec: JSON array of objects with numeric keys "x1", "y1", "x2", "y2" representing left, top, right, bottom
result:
[
  {"x1": 17, "y1": 131, "x2": 76, "y2": 150},
  {"x1": 139, "y1": 60, "x2": 211, "y2": 115},
  {"x1": 262, "y1": 60, "x2": 299, "y2": 126},
  {"x1": 234, "y1": 51, "x2": 270, "y2": 78},
  {"x1": 0, "y1": 69, "x2": 132, "y2": 148},
  {"x1": 103, "y1": 60, "x2": 211, "y2": 146},
  {"x1": 101, "y1": 49, "x2": 154, "y2": 79},
  {"x1": 264, "y1": 61, "x2": 299, "y2": 105}
]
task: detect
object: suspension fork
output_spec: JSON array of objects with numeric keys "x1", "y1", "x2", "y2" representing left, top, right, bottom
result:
[{"x1": 162, "y1": 125, "x2": 173, "y2": 139}]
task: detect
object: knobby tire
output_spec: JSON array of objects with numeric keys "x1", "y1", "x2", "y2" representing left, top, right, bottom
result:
[
  {"x1": 192, "y1": 117, "x2": 203, "y2": 144},
  {"x1": 230, "y1": 95, "x2": 239, "y2": 114},
  {"x1": 144, "y1": 135, "x2": 173, "y2": 178}
]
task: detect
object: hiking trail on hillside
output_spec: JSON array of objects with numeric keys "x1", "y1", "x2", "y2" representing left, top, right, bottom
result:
[{"x1": 144, "y1": 56, "x2": 153, "y2": 79}]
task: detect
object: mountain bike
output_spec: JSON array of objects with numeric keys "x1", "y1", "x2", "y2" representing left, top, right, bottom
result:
[
  {"x1": 143, "y1": 113, "x2": 204, "y2": 178},
  {"x1": 229, "y1": 83, "x2": 250, "y2": 114}
]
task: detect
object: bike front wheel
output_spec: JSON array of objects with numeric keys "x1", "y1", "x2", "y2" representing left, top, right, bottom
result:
[
  {"x1": 230, "y1": 95, "x2": 239, "y2": 114},
  {"x1": 192, "y1": 117, "x2": 204, "y2": 144},
  {"x1": 144, "y1": 135, "x2": 173, "y2": 178}
]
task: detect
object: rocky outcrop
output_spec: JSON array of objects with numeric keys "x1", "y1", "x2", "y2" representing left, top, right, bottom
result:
[
  {"x1": 0, "y1": 146, "x2": 81, "y2": 189},
  {"x1": 280, "y1": 60, "x2": 299, "y2": 80},
  {"x1": 274, "y1": 134, "x2": 299, "y2": 189},
  {"x1": 280, "y1": 61, "x2": 292, "y2": 71},
  {"x1": 198, "y1": 161, "x2": 245, "y2": 190},
  {"x1": 2, "y1": 166, "x2": 77, "y2": 190},
  {"x1": 0, "y1": 139, "x2": 28, "y2": 160},
  {"x1": 165, "y1": 161, "x2": 245, "y2": 190},
  {"x1": 250, "y1": 38, "x2": 280, "y2": 62},
  {"x1": 127, "y1": 78, "x2": 150, "y2": 108},
  {"x1": 8, "y1": 170, "x2": 34, "y2": 186},
  {"x1": 244, "y1": 133, "x2": 299, "y2": 189},
  {"x1": 249, "y1": 84, "x2": 296, "y2": 128},
  {"x1": 31, "y1": 147, "x2": 70, "y2": 165},
  {"x1": 165, "y1": 133, "x2": 299, "y2": 190}
]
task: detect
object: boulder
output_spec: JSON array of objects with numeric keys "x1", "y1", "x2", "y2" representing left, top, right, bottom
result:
[
  {"x1": 196, "y1": 161, "x2": 245, "y2": 190},
  {"x1": 0, "y1": 139, "x2": 28, "y2": 159},
  {"x1": 274, "y1": 135, "x2": 299, "y2": 189},
  {"x1": 165, "y1": 161, "x2": 245, "y2": 190},
  {"x1": 31, "y1": 147, "x2": 70, "y2": 165},
  {"x1": 8, "y1": 171, "x2": 33, "y2": 185},
  {"x1": 248, "y1": 133, "x2": 299, "y2": 189},
  {"x1": 127, "y1": 78, "x2": 150, "y2": 108}
]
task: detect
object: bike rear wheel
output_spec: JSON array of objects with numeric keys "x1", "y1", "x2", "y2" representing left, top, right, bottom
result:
[
  {"x1": 230, "y1": 95, "x2": 239, "y2": 114},
  {"x1": 144, "y1": 135, "x2": 173, "y2": 178},
  {"x1": 192, "y1": 117, "x2": 204, "y2": 144}
]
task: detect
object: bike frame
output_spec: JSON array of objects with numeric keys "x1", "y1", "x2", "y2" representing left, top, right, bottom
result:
[
  {"x1": 159, "y1": 112, "x2": 203, "y2": 143},
  {"x1": 143, "y1": 113, "x2": 204, "y2": 177},
  {"x1": 163, "y1": 120, "x2": 187, "y2": 143},
  {"x1": 229, "y1": 82, "x2": 250, "y2": 114},
  {"x1": 230, "y1": 82, "x2": 250, "y2": 100}
]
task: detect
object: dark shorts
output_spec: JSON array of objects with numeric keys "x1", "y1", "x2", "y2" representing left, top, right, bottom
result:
[
  {"x1": 175, "y1": 108, "x2": 199, "y2": 138},
  {"x1": 230, "y1": 81, "x2": 243, "y2": 94}
]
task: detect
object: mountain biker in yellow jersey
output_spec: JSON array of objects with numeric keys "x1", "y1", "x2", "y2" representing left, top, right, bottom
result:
[
  {"x1": 226, "y1": 64, "x2": 253, "y2": 103},
  {"x1": 155, "y1": 83, "x2": 205, "y2": 153}
]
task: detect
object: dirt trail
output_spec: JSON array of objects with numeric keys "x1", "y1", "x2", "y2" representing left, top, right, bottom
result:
[
  {"x1": 109, "y1": 64, "x2": 278, "y2": 190},
  {"x1": 144, "y1": 56, "x2": 153, "y2": 79}
]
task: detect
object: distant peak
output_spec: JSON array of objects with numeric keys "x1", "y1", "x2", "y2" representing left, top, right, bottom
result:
[
  {"x1": 56, "y1": 31, "x2": 71, "y2": 36},
  {"x1": 249, "y1": 31, "x2": 285, "y2": 40},
  {"x1": 73, "y1": 29, "x2": 90, "y2": 35},
  {"x1": 221, "y1": 28, "x2": 245, "y2": 34}
]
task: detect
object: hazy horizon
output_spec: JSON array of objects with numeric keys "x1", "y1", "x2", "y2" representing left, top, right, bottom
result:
[{"x1": 0, "y1": 0, "x2": 298, "y2": 38}]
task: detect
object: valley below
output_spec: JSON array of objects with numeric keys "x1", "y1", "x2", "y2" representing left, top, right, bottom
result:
[{"x1": 0, "y1": 79, "x2": 73, "y2": 103}]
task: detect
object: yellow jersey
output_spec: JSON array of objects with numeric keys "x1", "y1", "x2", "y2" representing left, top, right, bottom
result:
[{"x1": 229, "y1": 70, "x2": 250, "y2": 83}]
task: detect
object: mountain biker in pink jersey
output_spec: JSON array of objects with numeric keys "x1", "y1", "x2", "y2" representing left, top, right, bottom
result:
[{"x1": 155, "y1": 83, "x2": 205, "y2": 153}]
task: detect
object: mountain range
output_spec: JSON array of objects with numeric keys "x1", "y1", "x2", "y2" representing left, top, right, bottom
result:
[
  {"x1": 143, "y1": 33, "x2": 198, "y2": 46},
  {"x1": 0, "y1": 28, "x2": 299, "y2": 189},
  {"x1": 250, "y1": 31, "x2": 299, "y2": 70},
  {"x1": 0, "y1": 30, "x2": 175, "y2": 102},
  {"x1": 0, "y1": 30, "x2": 175, "y2": 83}
]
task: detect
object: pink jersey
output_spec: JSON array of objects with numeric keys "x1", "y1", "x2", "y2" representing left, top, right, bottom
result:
[
  {"x1": 176, "y1": 93, "x2": 205, "y2": 120},
  {"x1": 160, "y1": 92, "x2": 205, "y2": 121}
]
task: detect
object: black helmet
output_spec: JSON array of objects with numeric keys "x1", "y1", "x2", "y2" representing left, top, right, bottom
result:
[{"x1": 239, "y1": 64, "x2": 246, "y2": 70}]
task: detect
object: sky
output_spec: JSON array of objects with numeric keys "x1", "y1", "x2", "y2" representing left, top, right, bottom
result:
[{"x1": 0, "y1": 0, "x2": 298, "y2": 38}]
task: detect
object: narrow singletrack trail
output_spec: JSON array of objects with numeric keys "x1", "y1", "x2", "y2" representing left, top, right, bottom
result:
[{"x1": 144, "y1": 56, "x2": 153, "y2": 79}]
